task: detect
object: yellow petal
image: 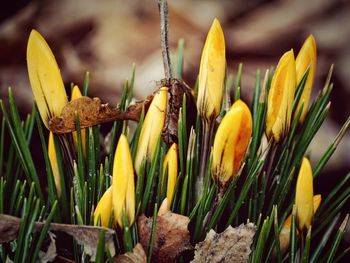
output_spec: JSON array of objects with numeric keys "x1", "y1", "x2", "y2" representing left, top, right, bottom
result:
[
  {"x1": 134, "y1": 87, "x2": 167, "y2": 175},
  {"x1": 112, "y1": 134, "x2": 135, "y2": 227},
  {"x1": 26, "y1": 30, "x2": 68, "y2": 128},
  {"x1": 313, "y1": 194, "x2": 321, "y2": 213},
  {"x1": 197, "y1": 18, "x2": 226, "y2": 121},
  {"x1": 48, "y1": 132, "x2": 61, "y2": 197},
  {"x1": 266, "y1": 50, "x2": 296, "y2": 142},
  {"x1": 295, "y1": 35, "x2": 317, "y2": 123},
  {"x1": 295, "y1": 157, "x2": 314, "y2": 231},
  {"x1": 211, "y1": 100, "x2": 252, "y2": 185},
  {"x1": 162, "y1": 143, "x2": 178, "y2": 208},
  {"x1": 71, "y1": 85, "x2": 86, "y2": 157},
  {"x1": 94, "y1": 187, "x2": 113, "y2": 227}
]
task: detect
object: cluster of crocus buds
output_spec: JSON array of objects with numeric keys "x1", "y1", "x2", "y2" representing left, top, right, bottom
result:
[
  {"x1": 211, "y1": 100, "x2": 252, "y2": 186},
  {"x1": 94, "y1": 134, "x2": 135, "y2": 228},
  {"x1": 27, "y1": 30, "x2": 68, "y2": 128},
  {"x1": 134, "y1": 87, "x2": 168, "y2": 175},
  {"x1": 162, "y1": 143, "x2": 178, "y2": 208},
  {"x1": 266, "y1": 35, "x2": 317, "y2": 142},
  {"x1": 196, "y1": 18, "x2": 226, "y2": 122}
]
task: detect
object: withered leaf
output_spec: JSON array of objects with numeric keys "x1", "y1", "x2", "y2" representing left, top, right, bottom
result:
[
  {"x1": 138, "y1": 211, "x2": 193, "y2": 263},
  {"x1": 49, "y1": 95, "x2": 152, "y2": 134},
  {"x1": 160, "y1": 78, "x2": 197, "y2": 146},
  {"x1": 0, "y1": 214, "x2": 115, "y2": 260},
  {"x1": 113, "y1": 243, "x2": 147, "y2": 263},
  {"x1": 191, "y1": 223, "x2": 256, "y2": 263},
  {"x1": 38, "y1": 232, "x2": 57, "y2": 263}
]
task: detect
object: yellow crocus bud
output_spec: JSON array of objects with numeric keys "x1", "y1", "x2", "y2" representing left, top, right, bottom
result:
[
  {"x1": 48, "y1": 132, "x2": 61, "y2": 197},
  {"x1": 266, "y1": 50, "x2": 296, "y2": 142},
  {"x1": 211, "y1": 100, "x2": 252, "y2": 186},
  {"x1": 71, "y1": 85, "x2": 86, "y2": 157},
  {"x1": 27, "y1": 30, "x2": 68, "y2": 129},
  {"x1": 162, "y1": 143, "x2": 178, "y2": 208},
  {"x1": 280, "y1": 194, "x2": 321, "y2": 254},
  {"x1": 197, "y1": 18, "x2": 226, "y2": 121},
  {"x1": 94, "y1": 186, "x2": 112, "y2": 227},
  {"x1": 295, "y1": 157, "x2": 314, "y2": 232},
  {"x1": 295, "y1": 35, "x2": 317, "y2": 123},
  {"x1": 134, "y1": 87, "x2": 167, "y2": 175},
  {"x1": 113, "y1": 134, "x2": 135, "y2": 228}
]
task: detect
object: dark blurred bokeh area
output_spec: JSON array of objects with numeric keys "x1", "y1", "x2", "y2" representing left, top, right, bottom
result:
[{"x1": 0, "y1": 0, "x2": 349, "y2": 224}]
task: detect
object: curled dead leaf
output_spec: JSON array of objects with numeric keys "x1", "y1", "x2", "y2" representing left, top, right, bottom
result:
[
  {"x1": 49, "y1": 95, "x2": 153, "y2": 134},
  {"x1": 191, "y1": 223, "x2": 256, "y2": 263},
  {"x1": 0, "y1": 214, "x2": 115, "y2": 260},
  {"x1": 138, "y1": 211, "x2": 193, "y2": 263},
  {"x1": 161, "y1": 78, "x2": 197, "y2": 146},
  {"x1": 113, "y1": 243, "x2": 147, "y2": 263}
]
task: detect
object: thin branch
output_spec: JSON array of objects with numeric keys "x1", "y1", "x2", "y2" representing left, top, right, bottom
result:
[{"x1": 158, "y1": 0, "x2": 173, "y2": 80}]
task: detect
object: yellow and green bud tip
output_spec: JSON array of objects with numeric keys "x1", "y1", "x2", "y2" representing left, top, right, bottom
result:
[
  {"x1": 197, "y1": 18, "x2": 226, "y2": 121},
  {"x1": 27, "y1": 29, "x2": 68, "y2": 129},
  {"x1": 295, "y1": 35, "x2": 317, "y2": 124},
  {"x1": 211, "y1": 100, "x2": 252, "y2": 186},
  {"x1": 266, "y1": 49, "x2": 296, "y2": 142},
  {"x1": 295, "y1": 157, "x2": 314, "y2": 232},
  {"x1": 94, "y1": 186, "x2": 112, "y2": 227},
  {"x1": 112, "y1": 134, "x2": 135, "y2": 228},
  {"x1": 134, "y1": 87, "x2": 167, "y2": 175},
  {"x1": 162, "y1": 143, "x2": 178, "y2": 208}
]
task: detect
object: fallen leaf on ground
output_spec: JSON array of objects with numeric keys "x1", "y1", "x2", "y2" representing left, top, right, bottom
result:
[
  {"x1": 138, "y1": 210, "x2": 192, "y2": 263},
  {"x1": 0, "y1": 214, "x2": 115, "y2": 260},
  {"x1": 113, "y1": 243, "x2": 147, "y2": 263},
  {"x1": 191, "y1": 223, "x2": 256, "y2": 263}
]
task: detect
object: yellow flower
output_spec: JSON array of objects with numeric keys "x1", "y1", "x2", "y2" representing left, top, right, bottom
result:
[
  {"x1": 295, "y1": 35, "x2": 317, "y2": 123},
  {"x1": 134, "y1": 87, "x2": 167, "y2": 175},
  {"x1": 197, "y1": 18, "x2": 226, "y2": 121},
  {"x1": 162, "y1": 143, "x2": 178, "y2": 208},
  {"x1": 280, "y1": 194, "x2": 321, "y2": 254},
  {"x1": 113, "y1": 134, "x2": 135, "y2": 228},
  {"x1": 266, "y1": 50, "x2": 296, "y2": 142},
  {"x1": 48, "y1": 132, "x2": 61, "y2": 197},
  {"x1": 94, "y1": 186, "x2": 112, "y2": 227},
  {"x1": 71, "y1": 85, "x2": 86, "y2": 157},
  {"x1": 211, "y1": 100, "x2": 252, "y2": 186},
  {"x1": 295, "y1": 157, "x2": 314, "y2": 232},
  {"x1": 26, "y1": 30, "x2": 68, "y2": 129}
]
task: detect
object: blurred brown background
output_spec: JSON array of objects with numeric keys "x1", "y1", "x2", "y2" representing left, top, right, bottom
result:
[{"x1": 0, "y1": 0, "x2": 349, "y2": 182}]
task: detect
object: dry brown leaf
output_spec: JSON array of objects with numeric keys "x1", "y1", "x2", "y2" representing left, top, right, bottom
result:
[
  {"x1": 113, "y1": 243, "x2": 147, "y2": 263},
  {"x1": 38, "y1": 232, "x2": 57, "y2": 263},
  {"x1": 49, "y1": 95, "x2": 152, "y2": 134},
  {"x1": 138, "y1": 211, "x2": 193, "y2": 263},
  {"x1": 0, "y1": 214, "x2": 115, "y2": 260},
  {"x1": 191, "y1": 223, "x2": 256, "y2": 263}
]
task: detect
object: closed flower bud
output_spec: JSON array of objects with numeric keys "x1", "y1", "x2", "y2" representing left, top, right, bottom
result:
[
  {"x1": 266, "y1": 50, "x2": 296, "y2": 142},
  {"x1": 27, "y1": 30, "x2": 68, "y2": 129},
  {"x1": 48, "y1": 132, "x2": 61, "y2": 197},
  {"x1": 134, "y1": 87, "x2": 167, "y2": 175},
  {"x1": 197, "y1": 18, "x2": 226, "y2": 121},
  {"x1": 280, "y1": 194, "x2": 321, "y2": 254},
  {"x1": 295, "y1": 157, "x2": 314, "y2": 232},
  {"x1": 71, "y1": 85, "x2": 86, "y2": 157},
  {"x1": 113, "y1": 134, "x2": 135, "y2": 228},
  {"x1": 295, "y1": 35, "x2": 317, "y2": 123},
  {"x1": 162, "y1": 143, "x2": 178, "y2": 208},
  {"x1": 211, "y1": 100, "x2": 252, "y2": 186},
  {"x1": 94, "y1": 186, "x2": 112, "y2": 227}
]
